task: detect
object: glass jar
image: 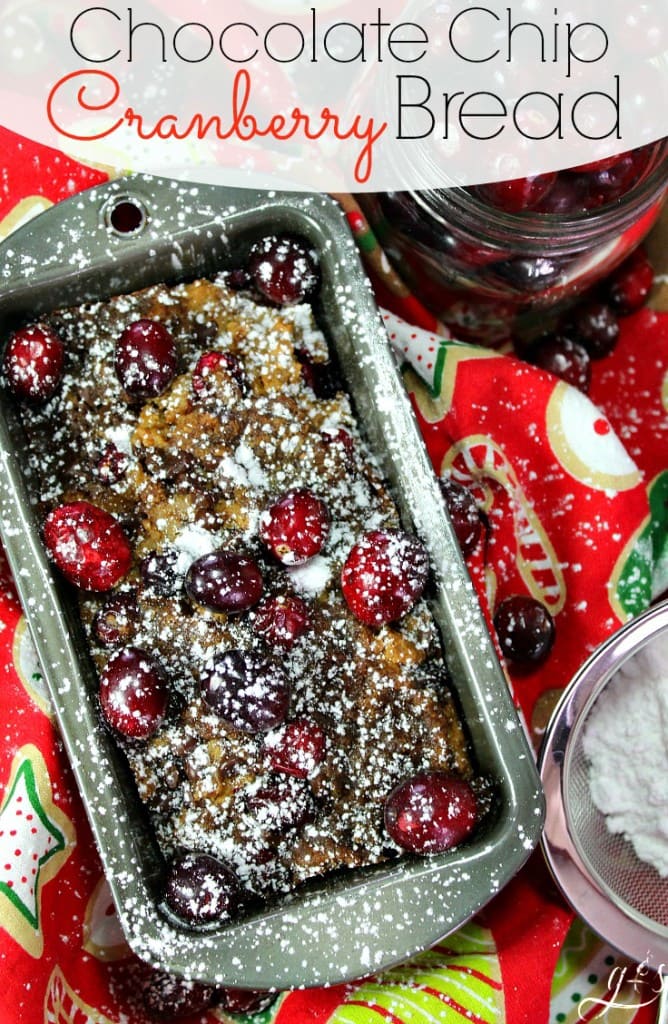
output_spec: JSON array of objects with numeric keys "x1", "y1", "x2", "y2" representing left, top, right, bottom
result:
[{"x1": 359, "y1": 140, "x2": 668, "y2": 344}]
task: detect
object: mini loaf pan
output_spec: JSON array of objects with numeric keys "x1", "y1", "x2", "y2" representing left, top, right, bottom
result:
[{"x1": 0, "y1": 176, "x2": 544, "y2": 990}]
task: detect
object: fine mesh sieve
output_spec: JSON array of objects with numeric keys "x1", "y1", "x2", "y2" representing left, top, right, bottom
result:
[
  {"x1": 540, "y1": 599, "x2": 668, "y2": 974},
  {"x1": 565, "y1": 702, "x2": 668, "y2": 933}
]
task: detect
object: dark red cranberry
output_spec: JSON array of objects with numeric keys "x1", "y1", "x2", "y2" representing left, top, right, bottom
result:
[
  {"x1": 200, "y1": 649, "x2": 290, "y2": 733},
  {"x1": 192, "y1": 320, "x2": 218, "y2": 347},
  {"x1": 43, "y1": 501, "x2": 132, "y2": 592},
  {"x1": 605, "y1": 247, "x2": 654, "y2": 315},
  {"x1": 473, "y1": 173, "x2": 557, "y2": 212},
  {"x1": 260, "y1": 488, "x2": 329, "y2": 566},
  {"x1": 493, "y1": 256, "x2": 566, "y2": 293},
  {"x1": 217, "y1": 988, "x2": 276, "y2": 1015},
  {"x1": 378, "y1": 191, "x2": 446, "y2": 250},
  {"x1": 524, "y1": 333, "x2": 591, "y2": 393},
  {"x1": 295, "y1": 349, "x2": 341, "y2": 399},
  {"x1": 442, "y1": 232, "x2": 503, "y2": 268},
  {"x1": 493, "y1": 594, "x2": 556, "y2": 665},
  {"x1": 191, "y1": 350, "x2": 246, "y2": 397},
  {"x1": 534, "y1": 174, "x2": 589, "y2": 215},
  {"x1": 163, "y1": 851, "x2": 241, "y2": 925},
  {"x1": 341, "y1": 529, "x2": 429, "y2": 627},
  {"x1": 140, "y1": 549, "x2": 179, "y2": 595},
  {"x1": 94, "y1": 442, "x2": 129, "y2": 484},
  {"x1": 320, "y1": 427, "x2": 355, "y2": 467},
  {"x1": 3, "y1": 323, "x2": 65, "y2": 403},
  {"x1": 185, "y1": 551, "x2": 263, "y2": 613},
  {"x1": 384, "y1": 771, "x2": 478, "y2": 853},
  {"x1": 115, "y1": 319, "x2": 177, "y2": 398},
  {"x1": 93, "y1": 591, "x2": 139, "y2": 646},
  {"x1": 226, "y1": 267, "x2": 252, "y2": 290},
  {"x1": 99, "y1": 646, "x2": 168, "y2": 738},
  {"x1": 580, "y1": 153, "x2": 640, "y2": 208},
  {"x1": 265, "y1": 719, "x2": 326, "y2": 778},
  {"x1": 245, "y1": 777, "x2": 316, "y2": 831},
  {"x1": 438, "y1": 479, "x2": 482, "y2": 557},
  {"x1": 141, "y1": 969, "x2": 217, "y2": 1020},
  {"x1": 247, "y1": 235, "x2": 319, "y2": 305},
  {"x1": 253, "y1": 594, "x2": 311, "y2": 648},
  {"x1": 379, "y1": 192, "x2": 503, "y2": 264},
  {"x1": 569, "y1": 301, "x2": 620, "y2": 358}
]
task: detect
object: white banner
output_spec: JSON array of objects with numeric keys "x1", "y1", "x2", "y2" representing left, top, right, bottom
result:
[{"x1": 0, "y1": 0, "x2": 666, "y2": 190}]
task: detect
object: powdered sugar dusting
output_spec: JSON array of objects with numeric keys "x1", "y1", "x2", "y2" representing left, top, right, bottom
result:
[
  {"x1": 16, "y1": 269, "x2": 478, "y2": 919},
  {"x1": 584, "y1": 629, "x2": 668, "y2": 876}
]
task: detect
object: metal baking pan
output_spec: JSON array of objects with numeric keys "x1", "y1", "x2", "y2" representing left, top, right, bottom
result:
[{"x1": 0, "y1": 175, "x2": 544, "y2": 989}]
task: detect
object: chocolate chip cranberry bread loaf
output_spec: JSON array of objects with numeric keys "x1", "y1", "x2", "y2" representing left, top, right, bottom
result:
[{"x1": 4, "y1": 235, "x2": 486, "y2": 925}]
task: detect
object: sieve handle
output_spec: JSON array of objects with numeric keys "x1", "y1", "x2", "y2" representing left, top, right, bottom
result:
[{"x1": 657, "y1": 978, "x2": 668, "y2": 1024}]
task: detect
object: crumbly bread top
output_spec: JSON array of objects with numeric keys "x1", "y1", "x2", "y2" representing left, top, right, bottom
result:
[{"x1": 19, "y1": 275, "x2": 474, "y2": 903}]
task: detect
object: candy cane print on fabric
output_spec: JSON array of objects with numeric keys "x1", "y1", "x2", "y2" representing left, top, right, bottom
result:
[
  {"x1": 442, "y1": 436, "x2": 566, "y2": 616},
  {"x1": 44, "y1": 966, "x2": 117, "y2": 1024}
]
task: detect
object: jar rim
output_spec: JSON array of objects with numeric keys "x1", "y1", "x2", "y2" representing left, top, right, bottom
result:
[{"x1": 408, "y1": 138, "x2": 668, "y2": 254}]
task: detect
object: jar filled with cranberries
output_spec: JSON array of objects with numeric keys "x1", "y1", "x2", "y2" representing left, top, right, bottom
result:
[{"x1": 359, "y1": 139, "x2": 667, "y2": 343}]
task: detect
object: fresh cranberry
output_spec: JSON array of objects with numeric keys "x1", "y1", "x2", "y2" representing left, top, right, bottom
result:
[
  {"x1": 245, "y1": 777, "x2": 316, "y2": 831},
  {"x1": 3, "y1": 324, "x2": 65, "y2": 403},
  {"x1": 163, "y1": 851, "x2": 241, "y2": 924},
  {"x1": 438, "y1": 479, "x2": 482, "y2": 556},
  {"x1": 295, "y1": 349, "x2": 341, "y2": 399},
  {"x1": 191, "y1": 350, "x2": 246, "y2": 397},
  {"x1": 384, "y1": 771, "x2": 478, "y2": 853},
  {"x1": 341, "y1": 529, "x2": 429, "y2": 627},
  {"x1": 442, "y1": 233, "x2": 503, "y2": 268},
  {"x1": 378, "y1": 191, "x2": 445, "y2": 249},
  {"x1": 265, "y1": 719, "x2": 326, "y2": 778},
  {"x1": 260, "y1": 488, "x2": 329, "y2": 566},
  {"x1": 200, "y1": 649, "x2": 290, "y2": 733},
  {"x1": 524, "y1": 333, "x2": 591, "y2": 393},
  {"x1": 140, "y1": 549, "x2": 180, "y2": 595},
  {"x1": 247, "y1": 235, "x2": 319, "y2": 305},
  {"x1": 93, "y1": 591, "x2": 139, "y2": 646},
  {"x1": 99, "y1": 646, "x2": 168, "y2": 738},
  {"x1": 568, "y1": 301, "x2": 620, "y2": 359},
  {"x1": 115, "y1": 319, "x2": 177, "y2": 398},
  {"x1": 217, "y1": 988, "x2": 276, "y2": 1015},
  {"x1": 580, "y1": 153, "x2": 641, "y2": 208},
  {"x1": 493, "y1": 594, "x2": 555, "y2": 665},
  {"x1": 141, "y1": 969, "x2": 217, "y2": 1020},
  {"x1": 605, "y1": 247, "x2": 654, "y2": 315},
  {"x1": 253, "y1": 594, "x2": 311, "y2": 648},
  {"x1": 493, "y1": 256, "x2": 566, "y2": 293},
  {"x1": 185, "y1": 551, "x2": 263, "y2": 612},
  {"x1": 473, "y1": 173, "x2": 557, "y2": 213},
  {"x1": 94, "y1": 443, "x2": 129, "y2": 485},
  {"x1": 226, "y1": 267, "x2": 251, "y2": 290},
  {"x1": 43, "y1": 501, "x2": 132, "y2": 592},
  {"x1": 320, "y1": 427, "x2": 355, "y2": 466},
  {"x1": 379, "y1": 192, "x2": 503, "y2": 264},
  {"x1": 192, "y1": 321, "x2": 218, "y2": 347},
  {"x1": 534, "y1": 174, "x2": 589, "y2": 215}
]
